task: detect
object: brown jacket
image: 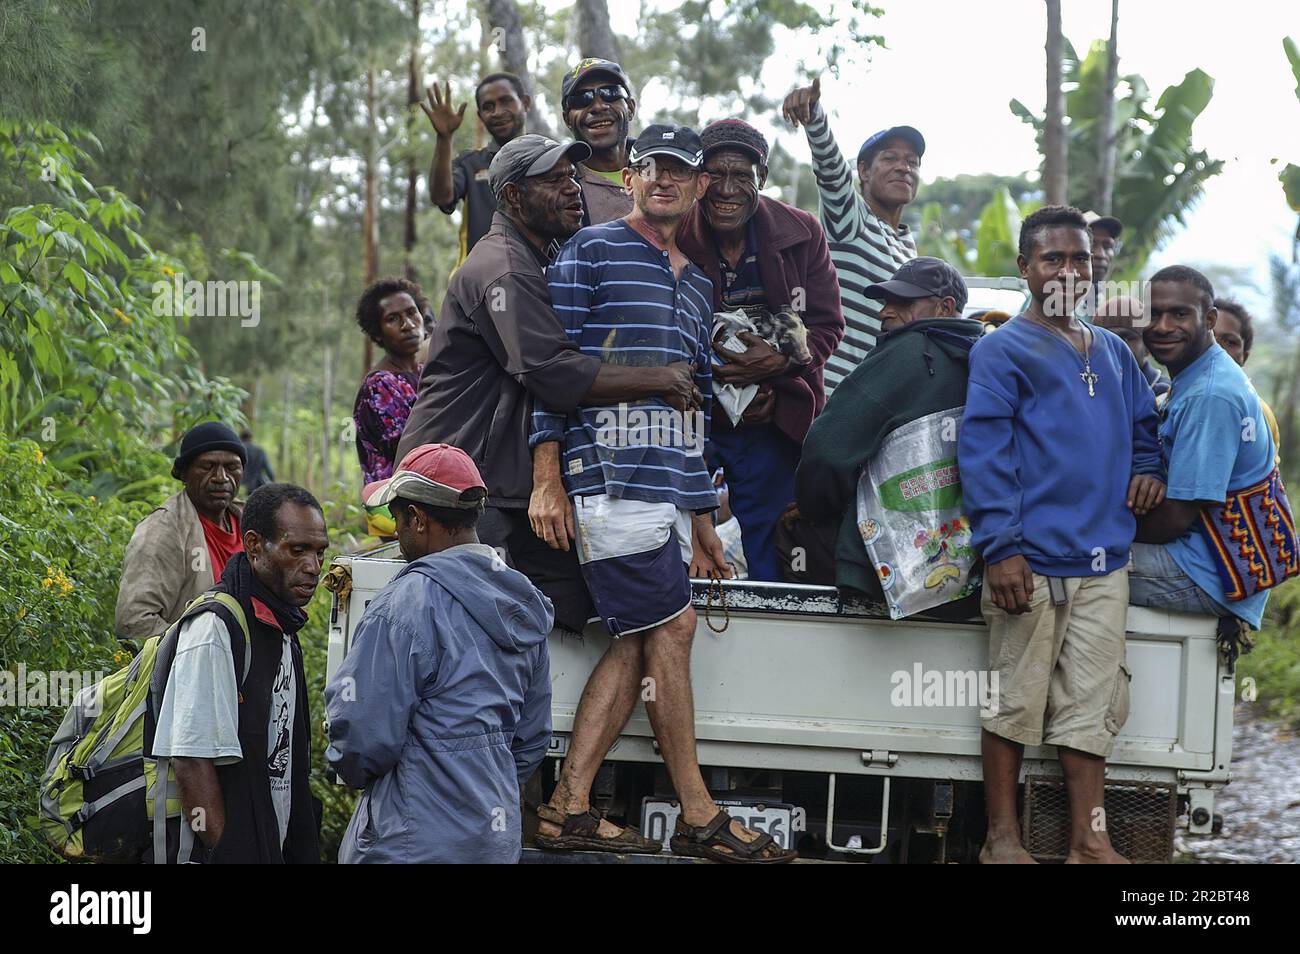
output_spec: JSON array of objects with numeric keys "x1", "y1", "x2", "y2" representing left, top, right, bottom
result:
[
  {"x1": 577, "y1": 163, "x2": 633, "y2": 226},
  {"x1": 114, "y1": 489, "x2": 240, "y2": 639},
  {"x1": 678, "y1": 196, "x2": 845, "y2": 445},
  {"x1": 395, "y1": 213, "x2": 600, "y2": 507}
]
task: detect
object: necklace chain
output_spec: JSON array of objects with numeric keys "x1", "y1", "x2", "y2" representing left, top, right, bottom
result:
[{"x1": 1027, "y1": 314, "x2": 1098, "y2": 397}]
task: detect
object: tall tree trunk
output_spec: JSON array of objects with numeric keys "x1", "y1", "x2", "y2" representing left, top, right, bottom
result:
[
  {"x1": 1097, "y1": 0, "x2": 1120, "y2": 212},
  {"x1": 321, "y1": 341, "x2": 334, "y2": 489},
  {"x1": 1043, "y1": 0, "x2": 1068, "y2": 205},
  {"x1": 280, "y1": 372, "x2": 292, "y2": 484},
  {"x1": 404, "y1": 0, "x2": 421, "y2": 281},
  {"x1": 574, "y1": 0, "x2": 620, "y2": 60},
  {"x1": 481, "y1": 0, "x2": 556, "y2": 139},
  {"x1": 362, "y1": 67, "x2": 379, "y2": 376}
]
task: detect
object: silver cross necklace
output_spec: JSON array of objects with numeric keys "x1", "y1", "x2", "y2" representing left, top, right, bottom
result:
[{"x1": 1028, "y1": 314, "x2": 1098, "y2": 397}]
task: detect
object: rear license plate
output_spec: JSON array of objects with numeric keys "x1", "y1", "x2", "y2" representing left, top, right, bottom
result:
[{"x1": 640, "y1": 797, "x2": 798, "y2": 851}]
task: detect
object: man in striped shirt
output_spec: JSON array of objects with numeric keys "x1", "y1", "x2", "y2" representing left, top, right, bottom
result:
[
  {"x1": 529, "y1": 124, "x2": 795, "y2": 863},
  {"x1": 783, "y1": 77, "x2": 923, "y2": 393}
]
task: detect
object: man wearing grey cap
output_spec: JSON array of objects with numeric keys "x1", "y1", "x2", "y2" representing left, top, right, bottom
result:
[
  {"x1": 786, "y1": 258, "x2": 983, "y2": 624},
  {"x1": 397, "y1": 135, "x2": 699, "y2": 636}
]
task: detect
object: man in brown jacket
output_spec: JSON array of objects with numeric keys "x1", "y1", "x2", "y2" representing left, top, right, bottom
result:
[
  {"x1": 677, "y1": 119, "x2": 844, "y2": 579},
  {"x1": 115, "y1": 422, "x2": 246, "y2": 639},
  {"x1": 396, "y1": 136, "x2": 699, "y2": 632}
]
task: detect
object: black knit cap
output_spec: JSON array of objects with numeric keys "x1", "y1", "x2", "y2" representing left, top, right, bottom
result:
[
  {"x1": 172, "y1": 421, "x2": 246, "y2": 479},
  {"x1": 701, "y1": 119, "x2": 769, "y2": 164}
]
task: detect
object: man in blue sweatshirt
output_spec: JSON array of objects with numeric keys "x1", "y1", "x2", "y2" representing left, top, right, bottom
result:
[
  {"x1": 959, "y1": 205, "x2": 1165, "y2": 864},
  {"x1": 326, "y1": 443, "x2": 553, "y2": 863}
]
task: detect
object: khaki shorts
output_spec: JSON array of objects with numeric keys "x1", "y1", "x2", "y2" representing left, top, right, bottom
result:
[{"x1": 981, "y1": 568, "x2": 1132, "y2": 758}]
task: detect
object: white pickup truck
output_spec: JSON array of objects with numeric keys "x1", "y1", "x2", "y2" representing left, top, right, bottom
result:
[{"x1": 325, "y1": 547, "x2": 1235, "y2": 863}]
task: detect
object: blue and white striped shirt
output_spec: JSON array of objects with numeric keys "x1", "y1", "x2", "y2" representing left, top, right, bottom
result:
[{"x1": 529, "y1": 220, "x2": 719, "y2": 512}]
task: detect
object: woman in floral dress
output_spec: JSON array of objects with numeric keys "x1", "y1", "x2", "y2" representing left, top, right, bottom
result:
[{"x1": 352, "y1": 277, "x2": 428, "y2": 487}]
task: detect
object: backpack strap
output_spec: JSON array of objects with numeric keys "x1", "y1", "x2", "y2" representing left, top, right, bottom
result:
[{"x1": 148, "y1": 591, "x2": 252, "y2": 865}]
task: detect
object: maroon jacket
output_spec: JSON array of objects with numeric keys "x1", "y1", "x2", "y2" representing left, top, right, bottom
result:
[{"x1": 678, "y1": 196, "x2": 844, "y2": 445}]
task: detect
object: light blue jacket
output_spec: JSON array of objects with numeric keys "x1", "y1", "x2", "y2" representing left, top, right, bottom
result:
[{"x1": 326, "y1": 543, "x2": 553, "y2": 863}]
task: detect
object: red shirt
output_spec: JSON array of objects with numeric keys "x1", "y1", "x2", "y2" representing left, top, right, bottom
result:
[{"x1": 198, "y1": 509, "x2": 243, "y2": 579}]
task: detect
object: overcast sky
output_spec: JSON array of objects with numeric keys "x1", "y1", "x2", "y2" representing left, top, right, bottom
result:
[{"x1": 590, "y1": 0, "x2": 1300, "y2": 315}]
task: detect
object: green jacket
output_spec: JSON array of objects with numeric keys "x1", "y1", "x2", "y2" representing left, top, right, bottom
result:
[{"x1": 796, "y1": 318, "x2": 985, "y2": 606}]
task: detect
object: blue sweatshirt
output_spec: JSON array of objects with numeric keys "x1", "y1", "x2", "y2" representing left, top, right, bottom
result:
[
  {"x1": 959, "y1": 317, "x2": 1161, "y2": 576},
  {"x1": 326, "y1": 544, "x2": 553, "y2": 863}
]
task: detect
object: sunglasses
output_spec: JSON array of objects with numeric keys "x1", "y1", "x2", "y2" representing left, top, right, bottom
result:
[{"x1": 563, "y1": 84, "x2": 626, "y2": 111}]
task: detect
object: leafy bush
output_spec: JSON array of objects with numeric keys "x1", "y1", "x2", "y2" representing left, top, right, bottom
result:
[{"x1": 1238, "y1": 577, "x2": 1300, "y2": 727}]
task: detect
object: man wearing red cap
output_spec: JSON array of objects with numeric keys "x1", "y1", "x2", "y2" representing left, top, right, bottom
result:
[
  {"x1": 677, "y1": 118, "x2": 844, "y2": 580},
  {"x1": 327, "y1": 444, "x2": 554, "y2": 863}
]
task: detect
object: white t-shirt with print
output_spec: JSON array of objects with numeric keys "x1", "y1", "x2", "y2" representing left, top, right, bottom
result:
[{"x1": 152, "y1": 611, "x2": 295, "y2": 850}]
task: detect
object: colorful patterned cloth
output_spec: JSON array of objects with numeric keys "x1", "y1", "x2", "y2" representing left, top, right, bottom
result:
[{"x1": 353, "y1": 369, "x2": 420, "y2": 485}]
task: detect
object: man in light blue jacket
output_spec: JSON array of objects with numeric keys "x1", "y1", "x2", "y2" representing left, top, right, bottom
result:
[{"x1": 326, "y1": 443, "x2": 553, "y2": 863}]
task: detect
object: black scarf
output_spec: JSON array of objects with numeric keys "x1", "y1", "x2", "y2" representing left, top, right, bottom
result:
[{"x1": 220, "y1": 550, "x2": 308, "y2": 635}]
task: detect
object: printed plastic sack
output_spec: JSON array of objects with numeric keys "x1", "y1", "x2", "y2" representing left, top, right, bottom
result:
[{"x1": 856, "y1": 407, "x2": 979, "y2": 619}]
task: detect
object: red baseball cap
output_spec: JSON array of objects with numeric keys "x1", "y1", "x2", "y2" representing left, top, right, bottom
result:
[{"x1": 362, "y1": 443, "x2": 488, "y2": 510}]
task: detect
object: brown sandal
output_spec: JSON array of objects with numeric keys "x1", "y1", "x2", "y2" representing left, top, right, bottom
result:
[
  {"x1": 669, "y1": 810, "x2": 797, "y2": 863},
  {"x1": 534, "y1": 804, "x2": 662, "y2": 854}
]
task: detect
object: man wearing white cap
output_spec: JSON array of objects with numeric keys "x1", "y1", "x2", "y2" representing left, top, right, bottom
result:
[{"x1": 326, "y1": 443, "x2": 554, "y2": 863}]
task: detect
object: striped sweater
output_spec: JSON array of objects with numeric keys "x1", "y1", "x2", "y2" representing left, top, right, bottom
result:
[
  {"x1": 804, "y1": 102, "x2": 917, "y2": 394},
  {"x1": 529, "y1": 220, "x2": 719, "y2": 513}
]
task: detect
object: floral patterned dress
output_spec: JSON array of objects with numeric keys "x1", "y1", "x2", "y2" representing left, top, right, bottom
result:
[{"x1": 353, "y1": 369, "x2": 420, "y2": 484}]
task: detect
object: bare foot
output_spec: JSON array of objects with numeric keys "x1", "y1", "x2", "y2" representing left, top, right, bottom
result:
[
  {"x1": 979, "y1": 834, "x2": 1039, "y2": 864},
  {"x1": 1065, "y1": 845, "x2": 1130, "y2": 864}
]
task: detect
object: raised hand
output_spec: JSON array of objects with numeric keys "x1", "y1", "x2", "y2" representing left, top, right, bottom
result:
[
  {"x1": 420, "y1": 81, "x2": 467, "y2": 138},
  {"x1": 781, "y1": 76, "x2": 821, "y2": 127}
]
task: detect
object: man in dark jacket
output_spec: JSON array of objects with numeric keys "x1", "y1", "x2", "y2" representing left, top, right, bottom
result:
[
  {"x1": 677, "y1": 119, "x2": 844, "y2": 580},
  {"x1": 396, "y1": 135, "x2": 699, "y2": 632},
  {"x1": 784, "y1": 258, "x2": 981, "y2": 619},
  {"x1": 327, "y1": 443, "x2": 552, "y2": 863},
  {"x1": 152, "y1": 483, "x2": 328, "y2": 863}
]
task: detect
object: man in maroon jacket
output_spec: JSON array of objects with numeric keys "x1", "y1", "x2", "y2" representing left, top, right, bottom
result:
[{"x1": 678, "y1": 119, "x2": 844, "y2": 579}]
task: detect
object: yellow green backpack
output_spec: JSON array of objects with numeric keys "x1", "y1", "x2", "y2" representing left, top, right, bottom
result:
[{"x1": 40, "y1": 592, "x2": 249, "y2": 863}]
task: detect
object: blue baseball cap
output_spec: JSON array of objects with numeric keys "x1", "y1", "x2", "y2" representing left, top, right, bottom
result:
[{"x1": 857, "y1": 125, "x2": 925, "y2": 165}]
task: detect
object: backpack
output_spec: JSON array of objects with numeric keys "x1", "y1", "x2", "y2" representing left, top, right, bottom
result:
[{"x1": 40, "y1": 591, "x2": 250, "y2": 863}]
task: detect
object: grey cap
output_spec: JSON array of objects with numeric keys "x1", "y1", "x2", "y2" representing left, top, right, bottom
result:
[
  {"x1": 488, "y1": 135, "x2": 592, "y2": 198},
  {"x1": 865, "y1": 256, "x2": 969, "y2": 313}
]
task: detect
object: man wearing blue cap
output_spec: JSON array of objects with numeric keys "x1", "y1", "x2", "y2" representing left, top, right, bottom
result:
[
  {"x1": 530, "y1": 124, "x2": 795, "y2": 862},
  {"x1": 783, "y1": 76, "x2": 923, "y2": 394}
]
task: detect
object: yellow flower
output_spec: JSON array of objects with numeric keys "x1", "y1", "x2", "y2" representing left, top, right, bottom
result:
[
  {"x1": 112, "y1": 308, "x2": 129, "y2": 323},
  {"x1": 35, "y1": 448, "x2": 44, "y2": 463},
  {"x1": 41, "y1": 577, "x2": 53, "y2": 589},
  {"x1": 160, "y1": 265, "x2": 176, "y2": 277},
  {"x1": 88, "y1": 495, "x2": 96, "y2": 502},
  {"x1": 113, "y1": 650, "x2": 132, "y2": 666},
  {"x1": 16, "y1": 606, "x2": 27, "y2": 621}
]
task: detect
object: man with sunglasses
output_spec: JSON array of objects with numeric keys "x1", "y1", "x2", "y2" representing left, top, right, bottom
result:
[
  {"x1": 676, "y1": 119, "x2": 844, "y2": 580},
  {"x1": 529, "y1": 124, "x2": 794, "y2": 862},
  {"x1": 783, "y1": 76, "x2": 924, "y2": 395},
  {"x1": 559, "y1": 58, "x2": 636, "y2": 225},
  {"x1": 424, "y1": 72, "x2": 532, "y2": 265}
]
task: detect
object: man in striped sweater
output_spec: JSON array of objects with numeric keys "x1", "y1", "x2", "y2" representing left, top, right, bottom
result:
[{"x1": 783, "y1": 77, "x2": 923, "y2": 393}]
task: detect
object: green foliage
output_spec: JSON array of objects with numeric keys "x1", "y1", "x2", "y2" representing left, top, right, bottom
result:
[
  {"x1": 1238, "y1": 577, "x2": 1300, "y2": 727},
  {"x1": 916, "y1": 186, "x2": 1041, "y2": 277},
  {"x1": 0, "y1": 439, "x2": 162, "y2": 862},
  {"x1": 1010, "y1": 39, "x2": 1223, "y2": 277},
  {"x1": 0, "y1": 121, "x2": 248, "y2": 493}
]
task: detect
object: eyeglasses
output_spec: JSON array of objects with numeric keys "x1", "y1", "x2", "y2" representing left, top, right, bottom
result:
[
  {"x1": 563, "y1": 85, "x2": 626, "y2": 111},
  {"x1": 630, "y1": 161, "x2": 698, "y2": 183}
]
